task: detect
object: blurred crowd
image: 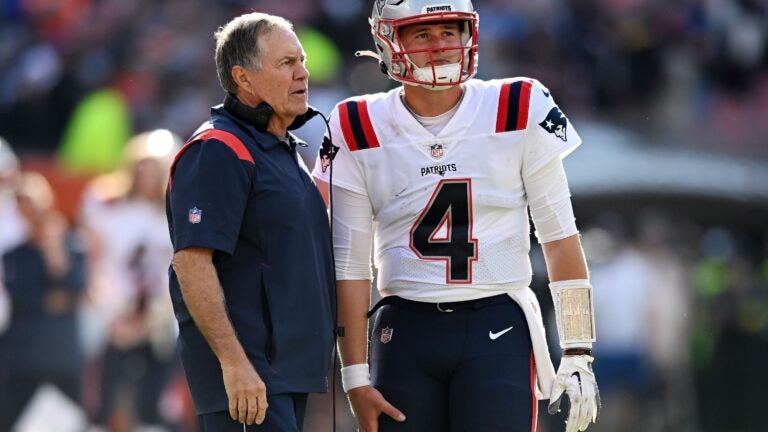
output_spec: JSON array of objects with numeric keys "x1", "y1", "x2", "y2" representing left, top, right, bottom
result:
[
  {"x1": 0, "y1": 0, "x2": 767, "y2": 160},
  {"x1": 531, "y1": 208, "x2": 768, "y2": 432},
  {"x1": 0, "y1": 131, "x2": 196, "y2": 432},
  {"x1": 1, "y1": 0, "x2": 767, "y2": 431}
]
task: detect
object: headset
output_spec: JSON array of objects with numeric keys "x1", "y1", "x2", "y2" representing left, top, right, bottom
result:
[{"x1": 223, "y1": 92, "x2": 322, "y2": 134}]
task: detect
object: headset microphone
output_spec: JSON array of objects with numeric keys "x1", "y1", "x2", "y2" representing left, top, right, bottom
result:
[{"x1": 298, "y1": 104, "x2": 342, "y2": 432}]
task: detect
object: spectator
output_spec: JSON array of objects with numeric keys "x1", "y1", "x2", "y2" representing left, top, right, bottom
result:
[
  {"x1": 0, "y1": 171, "x2": 87, "y2": 430},
  {"x1": 80, "y1": 129, "x2": 180, "y2": 431},
  {"x1": 0, "y1": 136, "x2": 25, "y2": 334}
]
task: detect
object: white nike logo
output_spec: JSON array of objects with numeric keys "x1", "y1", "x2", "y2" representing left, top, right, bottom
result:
[{"x1": 489, "y1": 326, "x2": 514, "y2": 340}]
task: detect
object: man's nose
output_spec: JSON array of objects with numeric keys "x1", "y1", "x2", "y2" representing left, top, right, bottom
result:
[
  {"x1": 430, "y1": 35, "x2": 451, "y2": 50},
  {"x1": 295, "y1": 62, "x2": 309, "y2": 80}
]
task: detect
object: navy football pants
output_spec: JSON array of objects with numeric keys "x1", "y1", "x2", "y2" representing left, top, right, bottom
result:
[{"x1": 370, "y1": 295, "x2": 537, "y2": 432}]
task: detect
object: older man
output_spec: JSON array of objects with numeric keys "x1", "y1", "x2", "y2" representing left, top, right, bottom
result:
[{"x1": 166, "y1": 13, "x2": 335, "y2": 431}]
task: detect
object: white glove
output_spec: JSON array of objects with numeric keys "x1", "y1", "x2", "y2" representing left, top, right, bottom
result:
[{"x1": 548, "y1": 354, "x2": 601, "y2": 432}]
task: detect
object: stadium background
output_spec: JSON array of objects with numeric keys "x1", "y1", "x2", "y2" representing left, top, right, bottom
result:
[{"x1": 1, "y1": 0, "x2": 767, "y2": 431}]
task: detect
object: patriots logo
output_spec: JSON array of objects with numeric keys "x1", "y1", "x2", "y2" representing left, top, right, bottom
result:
[
  {"x1": 376, "y1": 0, "x2": 404, "y2": 15},
  {"x1": 539, "y1": 107, "x2": 568, "y2": 142},
  {"x1": 375, "y1": 0, "x2": 386, "y2": 15},
  {"x1": 426, "y1": 5, "x2": 453, "y2": 13},
  {"x1": 319, "y1": 135, "x2": 339, "y2": 173}
]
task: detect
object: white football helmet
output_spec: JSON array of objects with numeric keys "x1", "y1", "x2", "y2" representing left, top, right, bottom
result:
[{"x1": 366, "y1": 0, "x2": 478, "y2": 90}]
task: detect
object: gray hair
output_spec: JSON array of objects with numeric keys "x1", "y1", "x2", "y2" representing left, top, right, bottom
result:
[{"x1": 214, "y1": 12, "x2": 294, "y2": 93}]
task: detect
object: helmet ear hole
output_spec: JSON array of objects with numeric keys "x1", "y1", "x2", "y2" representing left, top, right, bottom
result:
[{"x1": 379, "y1": 61, "x2": 388, "y2": 75}]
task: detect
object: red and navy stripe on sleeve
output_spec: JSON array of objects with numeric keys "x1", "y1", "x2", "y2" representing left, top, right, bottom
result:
[
  {"x1": 338, "y1": 99, "x2": 380, "y2": 152},
  {"x1": 168, "y1": 127, "x2": 254, "y2": 191},
  {"x1": 496, "y1": 80, "x2": 533, "y2": 133}
]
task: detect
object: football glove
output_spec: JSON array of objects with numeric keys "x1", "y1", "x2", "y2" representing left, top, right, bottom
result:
[{"x1": 548, "y1": 354, "x2": 601, "y2": 432}]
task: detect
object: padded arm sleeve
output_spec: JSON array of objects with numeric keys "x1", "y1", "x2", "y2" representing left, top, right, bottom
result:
[
  {"x1": 331, "y1": 185, "x2": 374, "y2": 281},
  {"x1": 525, "y1": 157, "x2": 578, "y2": 243}
]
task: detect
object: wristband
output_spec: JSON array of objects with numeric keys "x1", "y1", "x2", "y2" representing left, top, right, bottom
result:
[
  {"x1": 341, "y1": 363, "x2": 371, "y2": 392},
  {"x1": 549, "y1": 279, "x2": 596, "y2": 349},
  {"x1": 564, "y1": 347, "x2": 593, "y2": 356}
]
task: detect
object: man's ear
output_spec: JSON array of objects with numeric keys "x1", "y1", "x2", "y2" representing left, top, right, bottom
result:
[{"x1": 231, "y1": 65, "x2": 253, "y2": 94}]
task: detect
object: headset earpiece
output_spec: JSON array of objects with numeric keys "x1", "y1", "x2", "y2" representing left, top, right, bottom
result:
[{"x1": 223, "y1": 93, "x2": 273, "y2": 132}]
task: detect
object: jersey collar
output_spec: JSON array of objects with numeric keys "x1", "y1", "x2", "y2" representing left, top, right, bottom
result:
[{"x1": 390, "y1": 81, "x2": 479, "y2": 141}]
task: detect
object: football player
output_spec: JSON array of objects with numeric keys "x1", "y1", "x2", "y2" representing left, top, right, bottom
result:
[{"x1": 313, "y1": 1, "x2": 600, "y2": 431}]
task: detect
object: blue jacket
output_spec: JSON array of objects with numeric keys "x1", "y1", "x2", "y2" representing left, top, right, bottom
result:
[{"x1": 166, "y1": 105, "x2": 336, "y2": 414}]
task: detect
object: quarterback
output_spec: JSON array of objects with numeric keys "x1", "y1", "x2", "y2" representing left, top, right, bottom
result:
[{"x1": 314, "y1": 1, "x2": 600, "y2": 431}]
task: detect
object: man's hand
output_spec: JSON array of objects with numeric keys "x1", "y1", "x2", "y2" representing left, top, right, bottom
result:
[
  {"x1": 222, "y1": 357, "x2": 268, "y2": 426},
  {"x1": 548, "y1": 355, "x2": 601, "y2": 432},
  {"x1": 347, "y1": 385, "x2": 405, "y2": 432},
  {"x1": 174, "y1": 248, "x2": 267, "y2": 425}
]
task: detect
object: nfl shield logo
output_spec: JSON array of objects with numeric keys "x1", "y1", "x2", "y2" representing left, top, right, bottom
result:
[
  {"x1": 188, "y1": 207, "x2": 202, "y2": 224},
  {"x1": 380, "y1": 327, "x2": 393, "y2": 344},
  {"x1": 430, "y1": 144, "x2": 444, "y2": 159}
]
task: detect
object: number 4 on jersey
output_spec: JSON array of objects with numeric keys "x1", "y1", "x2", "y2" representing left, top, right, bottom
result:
[{"x1": 409, "y1": 179, "x2": 478, "y2": 284}]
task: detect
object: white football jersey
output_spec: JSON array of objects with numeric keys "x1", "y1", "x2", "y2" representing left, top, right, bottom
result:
[{"x1": 313, "y1": 78, "x2": 581, "y2": 302}]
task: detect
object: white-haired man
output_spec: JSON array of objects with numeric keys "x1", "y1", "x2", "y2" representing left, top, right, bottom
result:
[{"x1": 168, "y1": 12, "x2": 335, "y2": 432}]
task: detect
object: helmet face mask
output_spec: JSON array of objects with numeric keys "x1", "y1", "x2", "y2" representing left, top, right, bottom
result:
[{"x1": 370, "y1": 1, "x2": 478, "y2": 89}]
